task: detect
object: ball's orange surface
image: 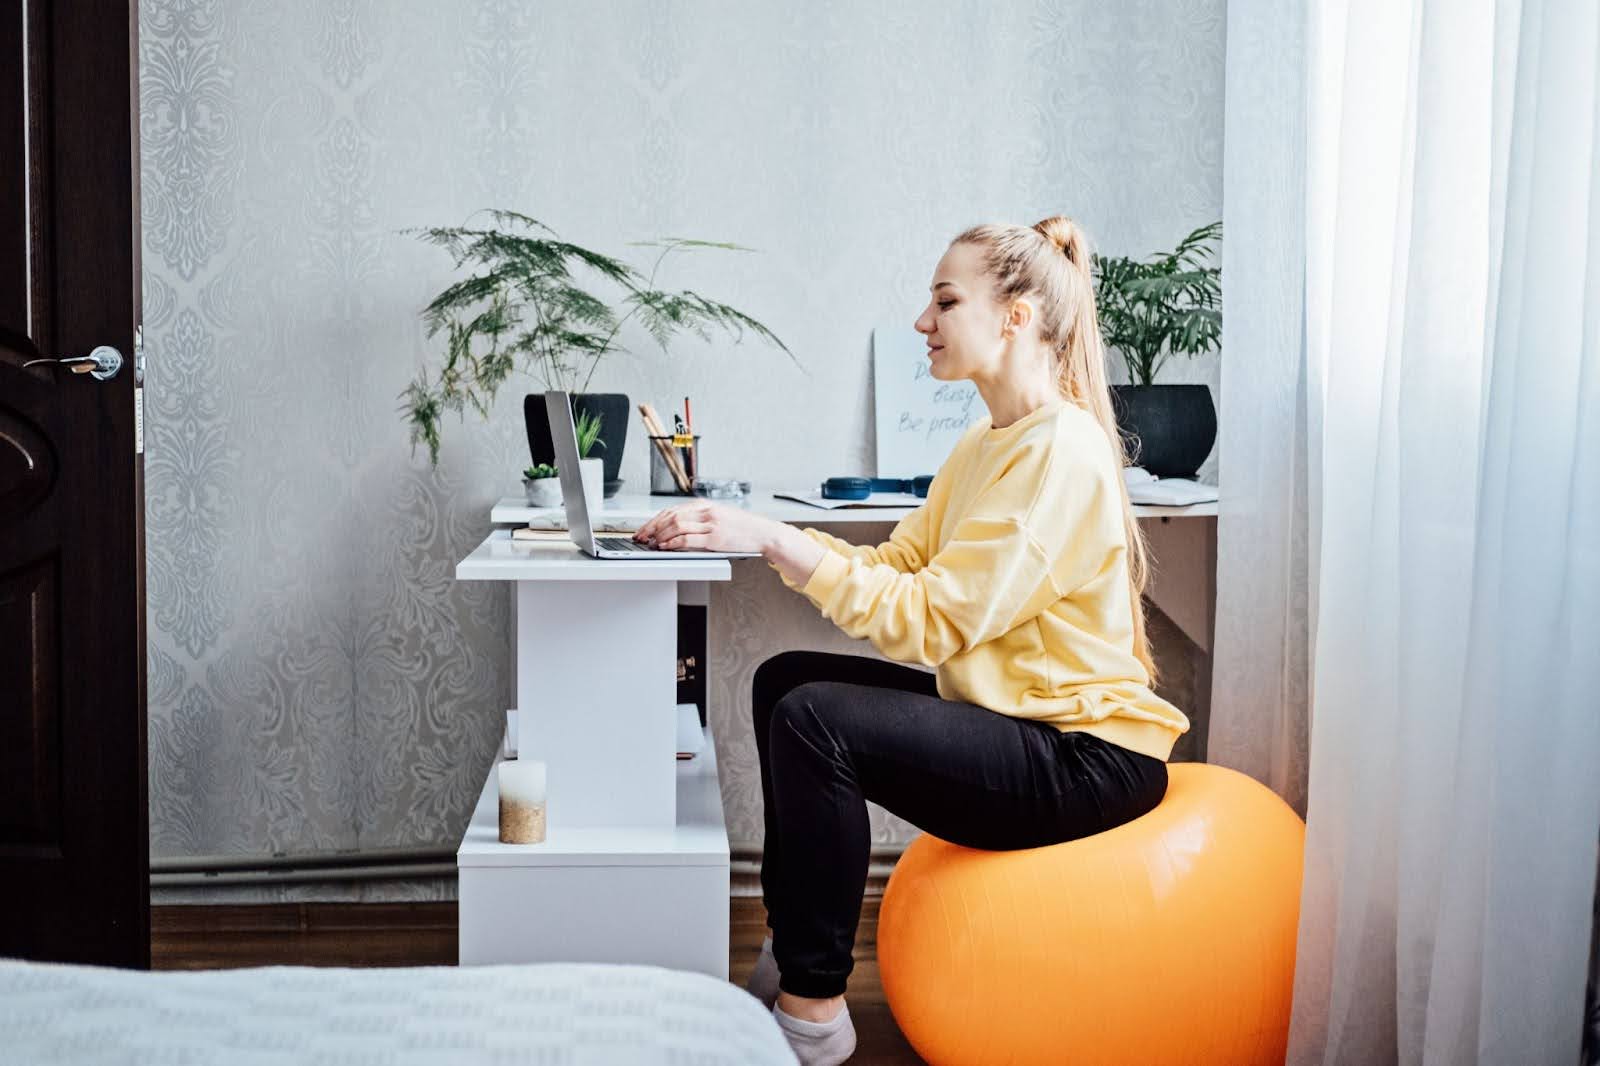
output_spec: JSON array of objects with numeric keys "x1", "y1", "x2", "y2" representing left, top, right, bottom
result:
[{"x1": 878, "y1": 762, "x2": 1305, "y2": 1066}]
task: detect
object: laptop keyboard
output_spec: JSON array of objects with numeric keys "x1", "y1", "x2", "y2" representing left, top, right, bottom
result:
[{"x1": 597, "y1": 536, "x2": 653, "y2": 553}]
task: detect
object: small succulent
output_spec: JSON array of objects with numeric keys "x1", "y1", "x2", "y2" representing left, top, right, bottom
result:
[{"x1": 523, "y1": 463, "x2": 558, "y2": 480}]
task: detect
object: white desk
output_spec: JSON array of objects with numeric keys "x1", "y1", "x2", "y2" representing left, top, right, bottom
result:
[
  {"x1": 453, "y1": 533, "x2": 732, "y2": 976},
  {"x1": 454, "y1": 489, "x2": 1218, "y2": 976},
  {"x1": 489, "y1": 492, "x2": 1219, "y2": 527},
  {"x1": 490, "y1": 492, "x2": 1219, "y2": 657}
]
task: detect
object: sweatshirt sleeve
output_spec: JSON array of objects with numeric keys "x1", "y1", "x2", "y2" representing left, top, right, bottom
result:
[
  {"x1": 791, "y1": 437, "x2": 1121, "y2": 667},
  {"x1": 799, "y1": 504, "x2": 933, "y2": 574}
]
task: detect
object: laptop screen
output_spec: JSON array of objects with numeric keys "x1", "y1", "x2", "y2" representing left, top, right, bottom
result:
[{"x1": 543, "y1": 390, "x2": 597, "y2": 552}]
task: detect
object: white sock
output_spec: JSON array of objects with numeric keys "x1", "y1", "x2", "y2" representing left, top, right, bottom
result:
[
  {"x1": 773, "y1": 1000, "x2": 856, "y2": 1066},
  {"x1": 746, "y1": 933, "x2": 780, "y2": 1008}
]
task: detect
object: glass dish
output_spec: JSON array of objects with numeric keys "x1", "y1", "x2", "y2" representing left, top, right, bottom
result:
[{"x1": 692, "y1": 477, "x2": 752, "y2": 501}]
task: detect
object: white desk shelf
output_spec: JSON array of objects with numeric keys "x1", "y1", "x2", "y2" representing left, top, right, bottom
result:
[
  {"x1": 458, "y1": 735, "x2": 729, "y2": 976},
  {"x1": 459, "y1": 742, "x2": 728, "y2": 868}
]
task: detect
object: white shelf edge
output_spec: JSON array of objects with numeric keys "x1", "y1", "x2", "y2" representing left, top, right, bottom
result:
[{"x1": 458, "y1": 728, "x2": 729, "y2": 869}]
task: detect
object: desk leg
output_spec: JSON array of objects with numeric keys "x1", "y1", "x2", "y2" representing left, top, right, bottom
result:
[
  {"x1": 1141, "y1": 516, "x2": 1217, "y2": 762},
  {"x1": 515, "y1": 580, "x2": 678, "y2": 829}
]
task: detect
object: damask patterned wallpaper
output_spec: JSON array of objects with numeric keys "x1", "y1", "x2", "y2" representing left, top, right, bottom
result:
[{"x1": 140, "y1": 0, "x2": 1224, "y2": 901}]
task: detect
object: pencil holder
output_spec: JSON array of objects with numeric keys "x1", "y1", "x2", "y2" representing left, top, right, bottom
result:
[{"x1": 648, "y1": 434, "x2": 700, "y2": 496}]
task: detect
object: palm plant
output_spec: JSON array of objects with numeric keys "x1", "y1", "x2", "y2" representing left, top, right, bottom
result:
[
  {"x1": 1092, "y1": 221, "x2": 1222, "y2": 386},
  {"x1": 399, "y1": 210, "x2": 795, "y2": 465}
]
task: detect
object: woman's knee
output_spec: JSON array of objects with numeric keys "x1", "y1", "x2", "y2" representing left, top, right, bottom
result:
[
  {"x1": 767, "y1": 681, "x2": 850, "y2": 751},
  {"x1": 752, "y1": 652, "x2": 821, "y2": 720}
]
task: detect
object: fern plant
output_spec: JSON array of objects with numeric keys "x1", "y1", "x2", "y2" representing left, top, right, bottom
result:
[
  {"x1": 399, "y1": 209, "x2": 794, "y2": 465},
  {"x1": 1092, "y1": 221, "x2": 1222, "y2": 387}
]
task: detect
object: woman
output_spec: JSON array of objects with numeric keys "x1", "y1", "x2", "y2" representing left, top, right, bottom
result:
[{"x1": 634, "y1": 216, "x2": 1190, "y2": 1066}]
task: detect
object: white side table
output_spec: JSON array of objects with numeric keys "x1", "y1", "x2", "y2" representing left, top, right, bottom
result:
[{"x1": 454, "y1": 531, "x2": 733, "y2": 976}]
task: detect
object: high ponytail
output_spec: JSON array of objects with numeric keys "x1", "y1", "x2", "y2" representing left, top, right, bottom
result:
[{"x1": 953, "y1": 216, "x2": 1160, "y2": 685}]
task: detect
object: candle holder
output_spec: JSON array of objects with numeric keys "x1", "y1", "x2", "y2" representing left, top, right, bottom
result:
[{"x1": 498, "y1": 758, "x2": 547, "y2": 844}]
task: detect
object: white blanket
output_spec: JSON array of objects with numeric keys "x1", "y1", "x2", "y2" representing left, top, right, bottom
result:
[{"x1": 0, "y1": 958, "x2": 797, "y2": 1065}]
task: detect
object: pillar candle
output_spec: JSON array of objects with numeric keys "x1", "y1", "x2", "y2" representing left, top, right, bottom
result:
[{"x1": 498, "y1": 758, "x2": 547, "y2": 844}]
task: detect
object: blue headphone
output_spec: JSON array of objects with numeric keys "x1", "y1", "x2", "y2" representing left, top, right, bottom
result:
[{"x1": 821, "y1": 475, "x2": 934, "y2": 500}]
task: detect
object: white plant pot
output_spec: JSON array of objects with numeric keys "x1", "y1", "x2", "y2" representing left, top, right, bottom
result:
[
  {"x1": 524, "y1": 477, "x2": 562, "y2": 508},
  {"x1": 578, "y1": 458, "x2": 603, "y2": 515}
]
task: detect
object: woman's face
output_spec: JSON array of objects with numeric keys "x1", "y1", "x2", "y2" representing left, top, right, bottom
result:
[{"x1": 914, "y1": 241, "x2": 1014, "y2": 382}]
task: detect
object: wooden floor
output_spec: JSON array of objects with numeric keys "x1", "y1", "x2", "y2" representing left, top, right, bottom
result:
[{"x1": 152, "y1": 896, "x2": 924, "y2": 1065}]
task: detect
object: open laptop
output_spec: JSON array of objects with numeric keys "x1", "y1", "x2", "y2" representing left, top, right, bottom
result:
[{"x1": 544, "y1": 390, "x2": 760, "y2": 560}]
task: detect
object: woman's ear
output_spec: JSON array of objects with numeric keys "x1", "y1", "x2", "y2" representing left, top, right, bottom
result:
[{"x1": 1007, "y1": 298, "x2": 1036, "y2": 336}]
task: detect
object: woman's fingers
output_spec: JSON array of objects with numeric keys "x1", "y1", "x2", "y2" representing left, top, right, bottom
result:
[
  {"x1": 658, "y1": 521, "x2": 711, "y2": 542},
  {"x1": 635, "y1": 507, "x2": 680, "y2": 542},
  {"x1": 636, "y1": 505, "x2": 713, "y2": 544},
  {"x1": 657, "y1": 520, "x2": 714, "y2": 550},
  {"x1": 658, "y1": 531, "x2": 710, "y2": 551}
]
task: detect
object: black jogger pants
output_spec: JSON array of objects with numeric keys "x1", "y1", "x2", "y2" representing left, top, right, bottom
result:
[{"x1": 752, "y1": 650, "x2": 1169, "y2": 998}]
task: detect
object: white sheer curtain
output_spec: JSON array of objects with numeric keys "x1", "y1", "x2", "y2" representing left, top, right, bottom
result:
[
  {"x1": 1217, "y1": 0, "x2": 1600, "y2": 1062},
  {"x1": 1212, "y1": 0, "x2": 1314, "y2": 817}
]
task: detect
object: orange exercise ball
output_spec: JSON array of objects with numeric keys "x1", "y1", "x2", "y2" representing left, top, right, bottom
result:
[{"x1": 878, "y1": 762, "x2": 1305, "y2": 1066}]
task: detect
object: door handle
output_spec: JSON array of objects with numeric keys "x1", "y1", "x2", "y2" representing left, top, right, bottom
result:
[{"x1": 22, "y1": 345, "x2": 123, "y2": 381}]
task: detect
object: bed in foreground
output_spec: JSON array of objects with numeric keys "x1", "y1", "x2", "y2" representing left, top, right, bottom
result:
[{"x1": 0, "y1": 957, "x2": 797, "y2": 1064}]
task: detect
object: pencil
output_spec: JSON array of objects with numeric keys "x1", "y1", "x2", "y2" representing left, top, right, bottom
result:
[
  {"x1": 683, "y1": 397, "x2": 696, "y2": 481},
  {"x1": 638, "y1": 404, "x2": 685, "y2": 490},
  {"x1": 639, "y1": 403, "x2": 692, "y2": 493},
  {"x1": 638, "y1": 405, "x2": 682, "y2": 490}
]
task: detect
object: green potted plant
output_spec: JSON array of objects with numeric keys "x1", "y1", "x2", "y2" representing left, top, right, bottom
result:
[
  {"x1": 522, "y1": 463, "x2": 561, "y2": 508},
  {"x1": 400, "y1": 210, "x2": 794, "y2": 496},
  {"x1": 1093, "y1": 220, "x2": 1222, "y2": 478},
  {"x1": 522, "y1": 408, "x2": 605, "y2": 509}
]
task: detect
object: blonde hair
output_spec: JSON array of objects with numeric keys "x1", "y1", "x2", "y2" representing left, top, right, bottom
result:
[{"x1": 952, "y1": 216, "x2": 1158, "y2": 684}]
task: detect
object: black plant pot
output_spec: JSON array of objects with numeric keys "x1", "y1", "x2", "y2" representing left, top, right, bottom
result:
[
  {"x1": 1110, "y1": 384, "x2": 1217, "y2": 479},
  {"x1": 523, "y1": 392, "x2": 630, "y2": 498}
]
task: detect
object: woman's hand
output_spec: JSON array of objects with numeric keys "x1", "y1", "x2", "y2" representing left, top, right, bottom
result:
[
  {"x1": 634, "y1": 502, "x2": 780, "y2": 555},
  {"x1": 634, "y1": 502, "x2": 830, "y2": 586}
]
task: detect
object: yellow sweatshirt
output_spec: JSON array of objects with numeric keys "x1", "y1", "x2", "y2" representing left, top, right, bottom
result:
[{"x1": 781, "y1": 401, "x2": 1190, "y2": 762}]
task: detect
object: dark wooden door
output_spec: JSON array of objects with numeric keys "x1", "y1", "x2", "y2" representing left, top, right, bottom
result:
[{"x1": 0, "y1": 0, "x2": 147, "y2": 967}]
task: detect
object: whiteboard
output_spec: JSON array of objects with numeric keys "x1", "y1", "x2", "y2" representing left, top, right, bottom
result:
[{"x1": 872, "y1": 326, "x2": 988, "y2": 477}]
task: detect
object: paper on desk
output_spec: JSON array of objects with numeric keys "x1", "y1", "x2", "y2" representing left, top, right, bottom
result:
[
  {"x1": 1121, "y1": 467, "x2": 1219, "y2": 506},
  {"x1": 773, "y1": 491, "x2": 924, "y2": 509},
  {"x1": 510, "y1": 527, "x2": 577, "y2": 542}
]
